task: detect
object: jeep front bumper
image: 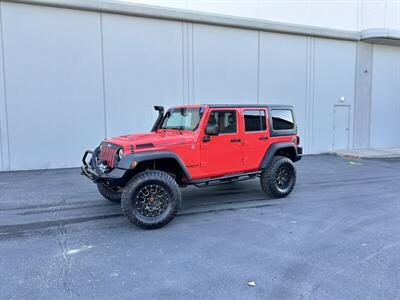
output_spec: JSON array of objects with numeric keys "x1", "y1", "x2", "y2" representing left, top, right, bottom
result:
[{"x1": 81, "y1": 150, "x2": 127, "y2": 186}]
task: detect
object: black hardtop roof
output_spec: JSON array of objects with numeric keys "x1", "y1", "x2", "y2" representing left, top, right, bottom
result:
[{"x1": 203, "y1": 104, "x2": 293, "y2": 109}]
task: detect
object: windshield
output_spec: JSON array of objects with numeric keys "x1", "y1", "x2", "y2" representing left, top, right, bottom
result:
[{"x1": 160, "y1": 107, "x2": 204, "y2": 131}]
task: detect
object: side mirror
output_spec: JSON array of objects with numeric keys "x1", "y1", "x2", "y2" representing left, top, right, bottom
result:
[{"x1": 205, "y1": 124, "x2": 220, "y2": 136}]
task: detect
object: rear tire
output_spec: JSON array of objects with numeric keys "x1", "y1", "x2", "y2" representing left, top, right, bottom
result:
[
  {"x1": 121, "y1": 170, "x2": 181, "y2": 229},
  {"x1": 260, "y1": 155, "x2": 296, "y2": 198},
  {"x1": 97, "y1": 182, "x2": 122, "y2": 203}
]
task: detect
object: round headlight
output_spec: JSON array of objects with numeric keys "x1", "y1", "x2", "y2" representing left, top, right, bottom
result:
[{"x1": 117, "y1": 148, "x2": 124, "y2": 160}]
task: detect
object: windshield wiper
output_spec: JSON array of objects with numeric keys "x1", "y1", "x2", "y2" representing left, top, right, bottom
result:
[{"x1": 162, "y1": 126, "x2": 186, "y2": 130}]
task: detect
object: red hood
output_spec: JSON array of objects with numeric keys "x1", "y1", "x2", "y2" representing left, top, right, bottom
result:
[{"x1": 105, "y1": 130, "x2": 196, "y2": 151}]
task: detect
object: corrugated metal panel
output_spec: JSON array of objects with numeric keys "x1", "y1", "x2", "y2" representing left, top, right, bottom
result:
[
  {"x1": 258, "y1": 32, "x2": 308, "y2": 152},
  {"x1": 370, "y1": 45, "x2": 400, "y2": 148},
  {"x1": 312, "y1": 38, "x2": 356, "y2": 153},
  {"x1": 193, "y1": 24, "x2": 258, "y2": 104},
  {"x1": 101, "y1": 14, "x2": 184, "y2": 138},
  {"x1": 1, "y1": 2, "x2": 105, "y2": 170}
]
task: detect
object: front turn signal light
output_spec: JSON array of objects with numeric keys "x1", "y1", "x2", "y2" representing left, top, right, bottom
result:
[{"x1": 131, "y1": 161, "x2": 138, "y2": 169}]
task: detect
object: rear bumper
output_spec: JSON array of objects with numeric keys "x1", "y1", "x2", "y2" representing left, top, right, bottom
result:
[
  {"x1": 81, "y1": 150, "x2": 127, "y2": 186},
  {"x1": 292, "y1": 146, "x2": 303, "y2": 162}
]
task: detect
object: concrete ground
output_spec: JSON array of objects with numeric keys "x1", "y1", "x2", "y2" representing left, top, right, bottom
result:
[
  {"x1": 329, "y1": 147, "x2": 400, "y2": 159},
  {"x1": 0, "y1": 155, "x2": 399, "y2": 300}
]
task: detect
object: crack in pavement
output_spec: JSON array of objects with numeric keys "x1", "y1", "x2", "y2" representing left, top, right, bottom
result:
[{"x1": 58, "y1": 223, "x2": 73, "y2": 299}]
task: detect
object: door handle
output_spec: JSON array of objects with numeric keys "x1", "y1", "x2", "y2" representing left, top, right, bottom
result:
[
  {"x1": 230, "y1": 138, "x2": 241, "y2": 143},
  {"x1": 259, "y1": 136, "x2": 268, "y2": 140}
]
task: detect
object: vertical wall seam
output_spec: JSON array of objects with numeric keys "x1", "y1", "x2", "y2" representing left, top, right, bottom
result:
[
  {"x1": 368, "y1": 44, "x2": 374, "y2": 148},
  {"x1": 349, "y1": 43, "x2": 362, "y2": 149},
  {"x1": 99, "y1": 13, "x2": 107, "y2": 139},
  {"x1": 181, "y1": 22, "x2": 185, "y2": 105},
  {"x1": 186, "y1": 23, "x2": 190, "y2": 104},
  {"x1": 0, "y1": 2, "x2": 10, "y2": 170},
  {"x1": 191, "y1": 23, "x2": 194, "y2": 104},
  {"x1": 310, "y1": 38, "x2": 316, "y2": 153},
  {"x1": 352, "y1": 43, "x2": 358, "y2": 148},
  {"x1": 183, "y1": 22, "x2": 189, "y2": 105},
  {"x1": 256, "y1": 31, "x2": 260, "y2": 104},
  {"x1": 305, "y1": 37, "x2": 310, "y2": 154},
  {"x1": 306, "y1": 37, "x2": 312, "y2": 153}
]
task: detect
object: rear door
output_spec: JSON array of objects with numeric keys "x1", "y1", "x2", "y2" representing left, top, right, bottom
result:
[
  {"x1": 241, "y1": 108, "x2": 270, "y2": 170},
  {"x1": 200, "y1": 109, "x2": 244, "y2": 177}
]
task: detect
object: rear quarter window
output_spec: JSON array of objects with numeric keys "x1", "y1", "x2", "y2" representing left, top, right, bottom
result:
[
  {"x1": 271, "y1": 109, "x2": 294, "y2": 130},
  {"x1": 244, "y1": 110, "x2": 267, "y2": 132}
]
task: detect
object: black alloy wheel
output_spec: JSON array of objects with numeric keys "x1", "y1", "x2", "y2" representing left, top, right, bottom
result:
[
  {"x1": 275, "y1": 164, "x2": 293, "y2": 190},
  {"x1": 260, "y1": 155, "x2": 296, "y2": 198},
  {"x1": 135, "y1": 184, "x2": 169, "y2": 217},
  {"x1": 121, "y1": 170, "x2": 181, "y2": 229}
]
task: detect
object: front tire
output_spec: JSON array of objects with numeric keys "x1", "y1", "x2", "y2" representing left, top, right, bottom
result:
[
  {"x1": 97, "y1": 182, "x2": 122, "y2": 203},
  {"x1": 121, "y1": 170, "x2": 181, "y2": 229},
  {"x1": 260, "y1": 155, "x2": 296, "y2": 198}
]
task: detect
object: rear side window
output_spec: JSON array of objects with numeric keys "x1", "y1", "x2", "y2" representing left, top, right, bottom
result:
[
  {"x1": 271, "y1": 109, "x2": 294, "y2": 130},
  {"x1": 244, "y1": 110, "x2": 267, "y2": 132}
]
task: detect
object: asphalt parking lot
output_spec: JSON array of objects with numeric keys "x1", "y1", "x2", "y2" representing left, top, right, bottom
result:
[{"x1": 0, "y1": 154, "x2": 399, "y2": 299}]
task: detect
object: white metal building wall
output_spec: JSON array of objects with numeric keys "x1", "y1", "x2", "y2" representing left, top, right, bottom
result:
[
  {"x1": 370, "y1": 44, "x2": 400, "y2": 148},
  {"x1": 258, "y1": 33, "x2": 356, "y2": 154},
  {"x1": 0, "y1": 1, "x2": 396, "y2": 171},
  {"x1": 1, "y1": 3, "x2": 105, "y2": 170},
  {"x1": 102, "y1": 14, "x2": 185, "y2": 138},
  {"x1": 192, "y1": 24, "x2": 258, "y2": 103}
]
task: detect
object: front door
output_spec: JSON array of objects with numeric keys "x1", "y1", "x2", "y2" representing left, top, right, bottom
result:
[
  {"x1": 333, "y1": 105, "x2": 350, "y2": 149},
  {"x1": 242, "y1": 108, "x2": 270, "y2": 170},
  {"x1": 200, "y1": 109, "x2": 243, "y2": 177}
]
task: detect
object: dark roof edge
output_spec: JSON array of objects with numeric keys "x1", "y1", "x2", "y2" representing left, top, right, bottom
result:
[
  {"x1": 204, "y1": 104, "x2": 293, "y2": 109},
  {"x1": 4, "y1": 0, "x2": 360, "y2": 41}
]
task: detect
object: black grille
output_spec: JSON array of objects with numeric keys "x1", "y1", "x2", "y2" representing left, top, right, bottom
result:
[{"x1": 99, "y1": 143, "x2": 118, "y2": 168}]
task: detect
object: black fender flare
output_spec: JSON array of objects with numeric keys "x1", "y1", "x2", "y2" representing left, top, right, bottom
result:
[
  {"x1": 259, "y1": 142, "x2": 300, "y2": 169},
  {"x1": 117, "y1": 151, "x2": 192, "y2": 180}
]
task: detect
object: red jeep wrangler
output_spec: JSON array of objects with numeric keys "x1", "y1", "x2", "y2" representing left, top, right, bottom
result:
[{"x1": 82, "y1": 105, "x2": 302, "y2": 229}]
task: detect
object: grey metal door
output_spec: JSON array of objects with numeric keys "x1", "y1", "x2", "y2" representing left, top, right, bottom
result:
[{"x1": 333, "y1": 105, "x2": 350, "y2": 149}]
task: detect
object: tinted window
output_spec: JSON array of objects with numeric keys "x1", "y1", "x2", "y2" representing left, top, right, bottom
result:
[
  {"x1": 207, "y1": 110, "x2": 237, "y2": 134},
  {"x1": 244, "y1": 110, "x2": 267, "y2": 132},
  {"x1": 271, "y1": 109, "x2": 294, "y2": 130}
]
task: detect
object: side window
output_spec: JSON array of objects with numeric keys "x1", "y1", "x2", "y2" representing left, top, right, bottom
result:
[
  {"x1": 207, "y1": 110, "x2": 237, "y2": 134},
  {"x1": 271, "y1": 109, "x2": 294, "y2": 130},
  {"x1": 244, "y1": 110, "x2": 267, "y2": 132}
]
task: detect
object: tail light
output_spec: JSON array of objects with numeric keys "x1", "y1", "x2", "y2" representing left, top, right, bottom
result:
[{"x1": 292, "y1": 136, "x2": 300, "y2": 145}]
